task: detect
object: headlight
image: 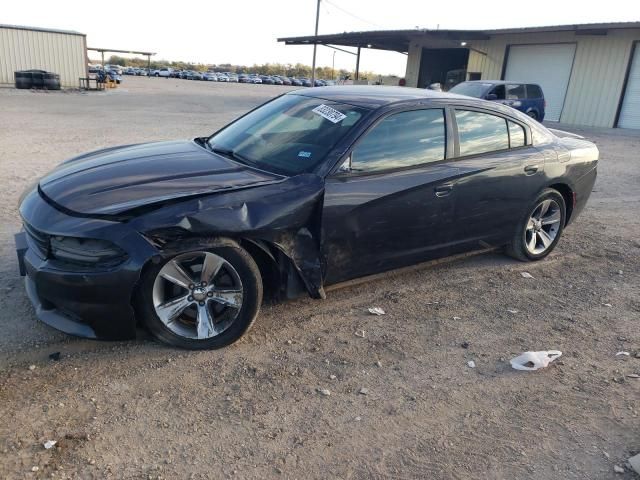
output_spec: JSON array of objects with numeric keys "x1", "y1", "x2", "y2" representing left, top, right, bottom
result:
[{"x1": 49, "y1": 236, "x2": 127, "y2": 266}]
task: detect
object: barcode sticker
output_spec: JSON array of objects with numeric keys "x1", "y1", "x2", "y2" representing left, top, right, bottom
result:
[{"x1": 312, "y1": 104, "x2": 347, "y2": 124}]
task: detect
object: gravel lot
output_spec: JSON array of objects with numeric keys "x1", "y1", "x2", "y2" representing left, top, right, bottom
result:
[{"x1": 0, "y1": 77, "x2": 638, "y2": 479}]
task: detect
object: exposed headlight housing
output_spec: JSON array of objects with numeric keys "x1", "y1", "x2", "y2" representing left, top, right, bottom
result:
[{"x1": 49, "y1": 236, "x2": 127, "y2": 267}]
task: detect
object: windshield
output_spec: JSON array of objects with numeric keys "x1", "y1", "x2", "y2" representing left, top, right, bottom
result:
[
  {"x1": 207, "y1": 94, "x2": 368, "y2": 175},
  {"x1": 449, "y1": 82, "x2": 493, "y2": 98}
]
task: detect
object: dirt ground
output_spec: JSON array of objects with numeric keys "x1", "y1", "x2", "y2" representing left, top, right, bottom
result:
[{"x1": 0, "y1": 77, "x2": 638, "y2": 480}]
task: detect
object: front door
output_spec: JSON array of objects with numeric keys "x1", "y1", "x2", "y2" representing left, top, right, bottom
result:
[{"x1": 321, "y1": 108, "x2": 460, "y2": 285}]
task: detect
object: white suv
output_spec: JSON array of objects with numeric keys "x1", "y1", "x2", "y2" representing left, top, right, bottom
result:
[{"x1": 156, "y1": 68, "x2": 172, "y2": 78}]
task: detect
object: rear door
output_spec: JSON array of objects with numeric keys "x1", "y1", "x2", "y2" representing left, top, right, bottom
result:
[
  {"x1": 322, "y1": 107, "x2": 460, "y2": 284},
  {"x1": 448, "y1": 108, "x2": 546, "y2": 250}
]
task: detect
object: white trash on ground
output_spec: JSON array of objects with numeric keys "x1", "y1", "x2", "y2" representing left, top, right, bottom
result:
[
  {"x1": 368, "y1": 307, "x2": 385, "y2": 316},
  {"x1": 520, "y1": 272, "x2": 534, "y2": 279},
  {"x1": 616, "y1": 351, "x2": 630, "y2": 357},
  {"x1": 510, "y1": 351, "x2": 562, "y2": 371},
  {"x1": 467, "y1": 360, "x2": 476, "y2": 368},
  {"x1": 43, "y1": 440, "x2": 56, "y2": 449},
  {"x1": 628, "y1": 453, "x2": 640, "y2": 474}
]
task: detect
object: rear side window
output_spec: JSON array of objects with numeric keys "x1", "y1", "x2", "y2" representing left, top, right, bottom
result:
[
  {"x1": 526, "y1": 85, "x2": 543, "y2": 99},
  {"x1": 455, "y1": 110, "x2": 509, "y2": 156},
  {"x1": 506, "y1": 84, "x2": 526, "y2": 100},
  {"x1": 508, "y1": 121, "x2": 526, "y2": 147},
  {"x1": 351, "y1": 109, "x2": 445, "y2": 172}
]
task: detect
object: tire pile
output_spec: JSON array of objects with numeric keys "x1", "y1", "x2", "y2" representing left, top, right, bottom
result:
[{"x1": 15, "y1": 70, "x2": 61, "y2": 90}]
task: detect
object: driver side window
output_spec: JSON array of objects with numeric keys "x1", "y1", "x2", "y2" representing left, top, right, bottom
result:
[
  {"x1": 350, "y1": 109, "x2": 446, "y2": 173},
  {"x1": 489, "y1": 85, "x2": 505, "y2": 100}
]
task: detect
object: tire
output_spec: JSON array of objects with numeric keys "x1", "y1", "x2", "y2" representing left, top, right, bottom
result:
[
  {"x1": 526, "y1": 110, "x2": 539, "y2": 121},
  {"x1": 137, "y1": 241, "x2": 262, "y2": 350},
  {"x1": 506, "y1": 188, "x2": 566, "y2": 262}
]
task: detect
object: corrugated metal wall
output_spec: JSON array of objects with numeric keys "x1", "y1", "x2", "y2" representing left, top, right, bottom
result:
[
  {"x1": 407, "y1": 28, "x2": 640, "y2": 127},
  {"x1": 0, "y1": 26, "x2": 86, "y2": 88}
]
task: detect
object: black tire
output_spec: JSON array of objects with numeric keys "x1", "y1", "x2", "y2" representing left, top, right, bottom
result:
[
  {"x1": 526, "y1": 110, "x2": 539, "y2": 121},
  {"x1": 506, "y1": 188, "x2": 566, "y2": 262},
  {"x1": 137, "y1": 241, "x2": 262, "y2": 350}
]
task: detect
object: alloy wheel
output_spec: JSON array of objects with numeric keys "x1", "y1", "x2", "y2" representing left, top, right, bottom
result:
[
  {"x1": 152, "y1": 252, "x2": 243, "y2": 340},
  {"x1": 524, "y1": 199, "x2": 562, "y2": 255}
]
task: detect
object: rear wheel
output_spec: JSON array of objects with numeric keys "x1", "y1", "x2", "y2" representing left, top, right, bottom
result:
[
  {"x1": 138, "y1": 243, "x2": 262, "y2": 349},
  {"x1": 526, "y1": 110, "x2": 539, "y2": 121},
  {"x1": 506, "y1": 189, "x2": 566, "y2": 261}
]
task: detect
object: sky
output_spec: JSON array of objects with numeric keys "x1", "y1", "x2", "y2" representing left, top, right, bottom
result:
[{"x1": 3, "y1": 0, "x2": 639, "y2": 76}]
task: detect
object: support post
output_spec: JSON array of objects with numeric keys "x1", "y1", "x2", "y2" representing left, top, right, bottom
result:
[
  {"x1": 147, "y1": 55, "x2": 151, "y2": 77},
  {"x1": 101, "y1": 51, "x2": 104, "y2": 67},
  {"x1": 355, "y1": 46, "x2": 361, "y2": 81},
  {"x1": 311, "y1": 0, "x2": 320, "y2": 86}
]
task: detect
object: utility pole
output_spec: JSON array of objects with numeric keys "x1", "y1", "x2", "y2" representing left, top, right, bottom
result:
[
  {"x1": 311, "y1": 0, "x2": 320, "y2": 86},
  {"x1": 332, "y1": 50, "x2": 335, "y2": 80}
]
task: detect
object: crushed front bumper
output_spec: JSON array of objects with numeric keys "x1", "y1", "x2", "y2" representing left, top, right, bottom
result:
[{"x1": 16, "y1": 189, "x2": 158, "y2": 340}]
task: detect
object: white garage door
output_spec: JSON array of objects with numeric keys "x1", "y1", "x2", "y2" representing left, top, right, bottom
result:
[
  {"x1": 504, "y1": 44, "x2": 576, "y2": 122},
  {"x1": 618, "y1": 46, "x2": 640, "y2": 129}
]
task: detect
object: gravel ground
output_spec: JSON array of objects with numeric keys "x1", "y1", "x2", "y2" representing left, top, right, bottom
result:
[{"x1": 0, "y1": 77, "x2": 638, "y2": 479}]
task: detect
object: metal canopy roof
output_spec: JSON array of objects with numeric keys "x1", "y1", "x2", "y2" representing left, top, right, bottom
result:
[{"x1": 278, "y1": 21, "x2": 640, "y2": 53}]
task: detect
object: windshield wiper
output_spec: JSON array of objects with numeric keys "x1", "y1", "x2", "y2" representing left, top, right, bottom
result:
[{"x1": 209, "y1": 145, "x2": 256, "y2": 168}]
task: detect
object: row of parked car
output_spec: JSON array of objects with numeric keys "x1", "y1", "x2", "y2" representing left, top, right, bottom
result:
[{"x1": 120, "y1": 66, "x2": 334, "y2": 86}]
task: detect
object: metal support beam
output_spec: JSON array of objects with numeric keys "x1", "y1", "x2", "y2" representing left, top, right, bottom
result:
[
  {"x1": 355, "y1": 46, "x2": 361, "y2": 81},
  {"x1": 323, "y1": 44, "x2": 358, "y2": 56},
  {"x1": 311, "y1": 0, "x2": 321, "y2": 86}
]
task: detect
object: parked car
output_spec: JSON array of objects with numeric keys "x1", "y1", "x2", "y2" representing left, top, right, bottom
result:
[
  {"x1": 217, "y1": 74, "x2": 229, "y2": 82},
  {"x1": 314, "y1": 79, "x2": 326, "y2": 87},
  {"x1": 279, "y1": 76, "x2": 292, "y2": 86},
  {"x1": 227, "y1": 74, "x2": 239, "y2": 82},
  {"x1": 238, "y1": 74, "x2": 250, "y2": 83},
  {"x1": 272, "y1": 77, "x2": 284, "y2": 86},
  {"x1": 250, "y1": 76, "x2": 262, "y2": 84},
  {"x1": 16, "y1": 86, "x2": 598, "y2": 350},
  {"x1": 107, "y1": 70, "x2": 122, "y2": 84},
  {"x1": 290, "y1": 78, "x2": 303, "y2": 87},
  {"x1": 124, "y1": 67, "x2": 136, "y2": 75},
  {"x1": 156, "y1": 68, "x2": 172, "y2": 78},
  {"x1": 203, "y1": 72, "x2": 218, "y2": 81},
  {"x1": 449, "y1": 81, "x2": 546, "y2": 121},
  {"x1": 260, "y1": 75, "x2": 274, "y2": 85},
  {"x1": 300, "y1": 78, "x2": 312, "y2": 87}
]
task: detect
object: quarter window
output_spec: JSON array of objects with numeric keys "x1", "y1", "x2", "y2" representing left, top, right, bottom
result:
[
  {"x1": 351, "y1": 109, "x2": 446, "y2": 172},
  {"x1": 508, "y1": 121, "x2": 526, "y2": 147},
  {"x1": 455, "y1": 110, "x2": 509, "y2": 156},
  {"x1": 526, "y1": 84, "x2": 543, "y2": 99}
]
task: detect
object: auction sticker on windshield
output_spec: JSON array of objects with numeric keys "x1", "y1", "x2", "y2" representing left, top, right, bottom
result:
[{"x1": 312, "y1": 104, "x2": 347, "y2": 124}]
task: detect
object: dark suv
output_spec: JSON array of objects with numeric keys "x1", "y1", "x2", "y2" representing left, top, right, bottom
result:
[{"x1": 450, "y1": 81, "x2": 545, "y2": 121}]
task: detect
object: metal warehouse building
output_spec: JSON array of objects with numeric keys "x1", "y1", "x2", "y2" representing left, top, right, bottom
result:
[
  {"x1": 280, "y1": 22, "x2": 640, "y2": 129},
  {"x1": 0, "y1": 24, "x2": 87, "y2": 89}
]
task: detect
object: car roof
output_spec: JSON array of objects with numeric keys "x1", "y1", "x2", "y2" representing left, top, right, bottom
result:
[{"x1": 290, "y1": 85, "x2": 469, "y2": 108}]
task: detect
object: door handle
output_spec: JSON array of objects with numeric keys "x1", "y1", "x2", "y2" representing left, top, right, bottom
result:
[
  {"x1": 434, "y1": 183, "x2": 454, "y2": 197},
  {"x1": 524, "y1": 164, "x2": 539, "y2": 175}
]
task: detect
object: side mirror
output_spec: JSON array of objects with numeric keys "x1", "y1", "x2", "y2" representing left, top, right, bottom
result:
[{"x1": 486, "y1": 93, "x2": 498, "y2": 100}]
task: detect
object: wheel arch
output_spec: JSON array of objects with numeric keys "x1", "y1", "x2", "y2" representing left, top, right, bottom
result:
[{"x1": 547, "y1": 183, "x2": 574, "y2": 226}]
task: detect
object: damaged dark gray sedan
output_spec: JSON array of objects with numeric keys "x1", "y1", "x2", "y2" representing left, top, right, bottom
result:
[{"x1": 16, "y1": 86, "x2": 598, "y2": 349}]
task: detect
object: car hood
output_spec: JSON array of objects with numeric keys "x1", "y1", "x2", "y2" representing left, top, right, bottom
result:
[{"x1": 38, "y1": 140, "x2": 283, "y2": 216}]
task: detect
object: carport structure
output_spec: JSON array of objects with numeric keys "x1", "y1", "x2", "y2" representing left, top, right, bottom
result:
[
  {"x1": 87, "y1": 47, "x2": 156, "y2": 71},
  {"x1": 279, "y1": 22, "x2": 640, "y2": 128}
]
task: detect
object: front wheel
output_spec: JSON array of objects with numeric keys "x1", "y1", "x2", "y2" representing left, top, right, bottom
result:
[
  {"x1": 138, "y1": 242, "x2": 262, "y2": 349},
  {"x1": 506, "y1": 189, "x2": 566, "y2": 261}
]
